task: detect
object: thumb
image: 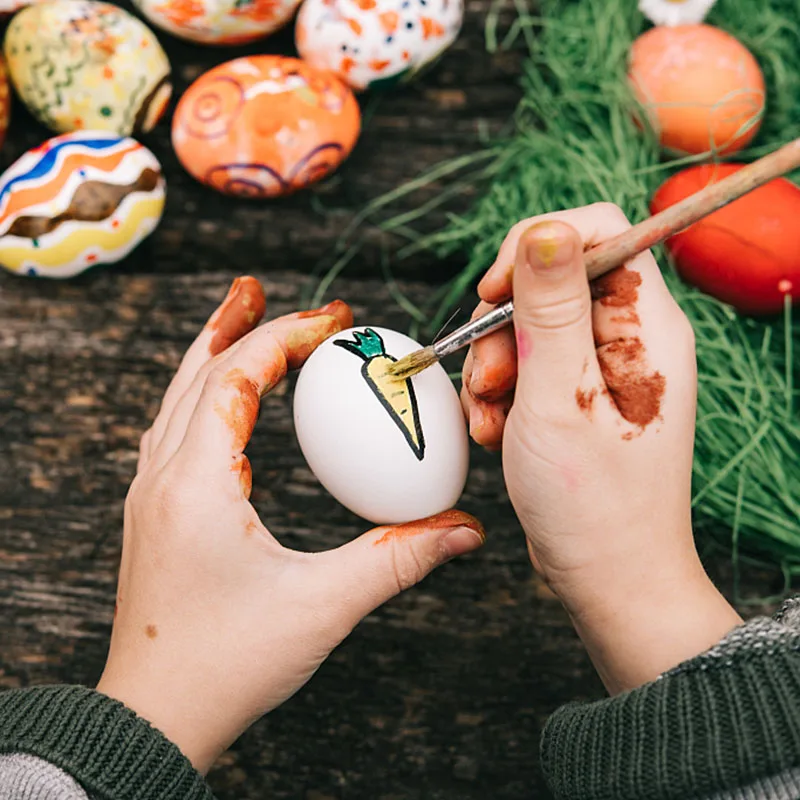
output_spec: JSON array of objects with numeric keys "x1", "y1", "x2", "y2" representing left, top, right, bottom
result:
[
  {"x1": 326, "y1": 511, "x2": 485, "y2": 625},
  {"x1": 512, "y1": 221, "x2": 596, "y2": 409}
]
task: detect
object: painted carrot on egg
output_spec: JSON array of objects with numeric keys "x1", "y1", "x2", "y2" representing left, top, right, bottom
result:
[{"x1": 334, "y1": 328, "x2": 425, "y2": 461}]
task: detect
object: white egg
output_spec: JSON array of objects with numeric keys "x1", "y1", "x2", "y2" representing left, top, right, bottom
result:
[
  {"x1": 295, "y1": 0, "x2": 464, "y2": 92},
  {"x1": 293, "y1": 326, "x2": 469, "y2": 524}
]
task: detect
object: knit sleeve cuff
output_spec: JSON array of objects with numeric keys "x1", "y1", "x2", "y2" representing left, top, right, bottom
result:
[
  {"x1": 0, "y1": 685, "x2": 214, "y2": 800},
  {"x1": 541, "y1": 606, "x2": 800, "y2": 800}
]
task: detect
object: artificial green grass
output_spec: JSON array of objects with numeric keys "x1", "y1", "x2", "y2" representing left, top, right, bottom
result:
[{"x1": 322, "y1": 0, "x2": 800, "y2": 586}]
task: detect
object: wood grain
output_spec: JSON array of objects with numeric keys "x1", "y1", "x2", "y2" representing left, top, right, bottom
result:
[{"x1": 0, "y1": 4, "x2": 784, "y2": 798}]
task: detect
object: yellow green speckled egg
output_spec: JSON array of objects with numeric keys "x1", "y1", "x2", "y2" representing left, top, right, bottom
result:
[
  {"x1": 0, "y1": 130, "x2": 166, "y2": 278},
  {"x1": 4, "y1": 0, "x2": 172, "y2": 136}
]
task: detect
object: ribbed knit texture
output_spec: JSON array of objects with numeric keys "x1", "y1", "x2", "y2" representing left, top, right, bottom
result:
[
  {"x1": 0, "y1": 686, "x2": 213, "y2": 800},
  {"x1": 0, "y1": 753, "x2": 88, "y2": 799},
  {"x1": 541, "y1": 604, "x2": 800, "y2": 800}
]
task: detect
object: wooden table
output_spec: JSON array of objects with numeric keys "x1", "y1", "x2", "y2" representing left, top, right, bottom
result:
[{"x1": 0, "y1": 3, "x2": 783, "y2": 798}]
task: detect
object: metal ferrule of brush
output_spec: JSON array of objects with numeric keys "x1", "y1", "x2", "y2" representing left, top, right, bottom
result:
[{"x1": 433, "y1": 299, "x2": 515, "y2": 359}]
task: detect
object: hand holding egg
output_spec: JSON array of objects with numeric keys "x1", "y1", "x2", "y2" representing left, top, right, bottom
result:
[{"x1": 98, "y1": 281, "x2": 484, "y2": 773}]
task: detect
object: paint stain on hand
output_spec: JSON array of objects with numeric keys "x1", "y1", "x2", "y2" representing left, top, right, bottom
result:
[
  {"x1": 234, "y1": 454, "x2": 253, "y2": 499},
  {"x1": 215, "y1": 369, "x2": 262, "y2": 452},
  {"x1": 597, "y1": 338, "x2": 665, "y2": 429},
  {"x1": 283, "y1": 316, "x2": 343, "y2": 369},
  {"x1": 591, "y1": 266, "x2": 642, "y2": 308},
  {"x1": 207, "y1": 277, "x2": 267, "y2": 357},
  {"x1": 296, "y1": 299, "x2": 354, "y2": 330},
  {"x1": 575, "y1": 386, "x2": 598, "y2": 416},
  {"x1": 374, "y1": 509, "x2": 485, "y2": 546},
  {"x1": 471, "y1": 359, "x2": 517, "y2": 402},
  {"x1": 581, "y1": 266, "x2": 665, "y2": 432}
]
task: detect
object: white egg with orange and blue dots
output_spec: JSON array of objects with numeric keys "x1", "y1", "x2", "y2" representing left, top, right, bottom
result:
[
  {"x1": 295, "y1": 0, "x2": 464, "y2": 92},
  {"x1": 0, "y1": 131, "x2": 166, "y2": 278}
]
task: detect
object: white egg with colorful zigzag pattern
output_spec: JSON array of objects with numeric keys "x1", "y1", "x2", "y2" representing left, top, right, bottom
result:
[{"x1": 0, "y1": 131, "x2": 166, "y2": 278}]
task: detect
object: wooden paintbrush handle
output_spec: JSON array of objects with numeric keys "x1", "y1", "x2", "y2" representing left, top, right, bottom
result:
[{"x1": 584, "y1": 137, "x2": 800, "y2": 280}]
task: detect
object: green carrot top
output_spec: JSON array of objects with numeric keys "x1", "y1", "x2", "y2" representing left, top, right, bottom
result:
[{"x1": 333, "y1": 328, "x2": 387, "y2": 361}]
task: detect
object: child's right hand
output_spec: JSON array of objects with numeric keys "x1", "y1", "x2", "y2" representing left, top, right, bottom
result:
[{"x1": 461, "y1": 204, "x2": 742, "y2": 694}]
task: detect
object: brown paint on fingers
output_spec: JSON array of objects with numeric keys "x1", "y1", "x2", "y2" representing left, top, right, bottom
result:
[
  {"x1": 214, "y1": 369, "x2": 261, "y2": 452},
  {"x1": 208, "y1": 277, "x2": 267, "y2": 356},
  {"x1": 374, "y1": 510, "x2": 485, "y2": 546},
  {"x1": 591, "y1": 266, "x2": 642, "y2": 308},
  {"x1": 234, "y1": 454, "x2": 253, "y2": 499},
  {"x1": 597, "y1": 337, "x2": 665, "y2": 430},
  {"x1": 281, "y1": 315, "x2": 343, "y2": 369},
  {"x1": 575, "y1": 387, "x2": 598, "y2": 417},
  {"x1": 295, "y1": 299, "x2": 354, "y2": 330},
  {"x1": 470, "y1": 351, "x2": 517, "y2": 402}
]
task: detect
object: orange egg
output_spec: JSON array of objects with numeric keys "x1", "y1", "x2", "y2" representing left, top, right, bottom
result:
[
  {"x1": 629, "y1": 25, "x2": 765, "y2": 156},
  {"x1": 172, "y1": 56, "x2": 361, "y2": 199}
]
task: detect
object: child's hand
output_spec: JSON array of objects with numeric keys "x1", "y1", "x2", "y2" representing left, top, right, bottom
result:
[
  {"x1": 96, "y1": 278, "x2": 485, "y2": 773},
  {"x1": 461, "y1": 205, "x2": 741, "y2": 694}
]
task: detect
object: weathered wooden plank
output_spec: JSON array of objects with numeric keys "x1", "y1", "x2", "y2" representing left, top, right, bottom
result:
[{"x1": 0, "y1": 271, "x2": 782, "y2": 799}]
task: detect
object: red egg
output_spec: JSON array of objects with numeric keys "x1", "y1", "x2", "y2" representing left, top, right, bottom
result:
[{"x1": 651, "y1": 163, "x2": 800, "y2": 315}]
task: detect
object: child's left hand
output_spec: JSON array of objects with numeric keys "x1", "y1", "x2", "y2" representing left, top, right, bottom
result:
[{"x1": 96, "y1": 278, "x2": 485, "y2": 774}]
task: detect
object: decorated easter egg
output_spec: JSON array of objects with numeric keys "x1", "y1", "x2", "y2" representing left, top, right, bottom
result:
[
  {"x1": 4, "y1": 0, "x2": 172, "y2": 136},
  {"x1": 0, "y1": 131, "x2": 166, "y2": 278},
  {"x1": 293, "y1": 326, "x2": 469, "y2": 524},
  {"x1": 629, "y1": 25, "x2": 765, "y2": 155},
  {"x1": 0, "y1": 58, "x2": 9, "y2": 151},
  {"x1": 0, "y1": 0, "x2": 36, "y2": 18},
  {"x1": 651, "y1": 163, "x2": 800, "y2": 314},
  {"x1": 296, "y1": 0, "x2": 464, "y2": 92},
  {"x1": 172, "y1": 56, "x2": 360, "y2": 199},
  {"x1": 133, "y1": 0, "x2": 301, "y2": 44}
]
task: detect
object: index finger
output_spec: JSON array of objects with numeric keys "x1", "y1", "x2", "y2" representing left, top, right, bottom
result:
[
  {"x1": 477, "y1": 203, "x2": 630, "y2": 304},
  {"x1": 146, "y1": 276, "x2": 266, "y2": 461},
  {"x1": 176, "y1": 312, "x2": 349, "y2": 469}
]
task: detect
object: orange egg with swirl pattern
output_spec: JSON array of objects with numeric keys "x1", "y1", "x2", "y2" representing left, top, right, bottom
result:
[{"x1": 171, "y1": 55, "x2": 361, "y2": 199}]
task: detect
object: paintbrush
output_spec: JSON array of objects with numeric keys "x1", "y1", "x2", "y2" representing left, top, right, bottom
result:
[{"x1": 387, "y1": 136, "x2": 800, "y2": 381}]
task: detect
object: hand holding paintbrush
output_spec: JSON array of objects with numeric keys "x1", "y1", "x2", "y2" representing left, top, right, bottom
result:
[{"x1": 388, "y1": 136, "x2": 800, "y2": 381}]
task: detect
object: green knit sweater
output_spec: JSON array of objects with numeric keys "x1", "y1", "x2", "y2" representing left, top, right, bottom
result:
[{"x1": 1, "y1": 598, "x2": 799, "y2": 800}]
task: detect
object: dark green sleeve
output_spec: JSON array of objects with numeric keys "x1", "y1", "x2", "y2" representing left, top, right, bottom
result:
[
  {"x1": 541, "y1": 597, "x2": 800, "y2": 800},
  {"x1": 0, "y1": 685, "x2": 214, "y2": 800}
]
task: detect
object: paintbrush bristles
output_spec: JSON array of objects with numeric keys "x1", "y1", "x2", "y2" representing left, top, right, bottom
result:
[{"x1": 388, "y1": 346, "x2": 438, "y2": 380}]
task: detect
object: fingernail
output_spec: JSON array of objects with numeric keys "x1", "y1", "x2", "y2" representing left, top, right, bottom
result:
[
  {"x1": 523, "y1": 221, "x2": 578, "y2": 272},
  {"x1": 373, "y1": 510, "x2": 484, "y2": 547},
  {"x1": 297, "y1": 299, "x2": 353, "y2": 329},
  {"x1": 441, "y1": 526, "x2": 486, "y2": 560},
  {"x1": 469, "y1": 404, "x2": 484, "y2": 436},
  {"x1": 208, "y1": 277, "x2": 266, "y2": 357},
  {"x1": 470, "y1": 356, "x2": 483, "y2": 390}
]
